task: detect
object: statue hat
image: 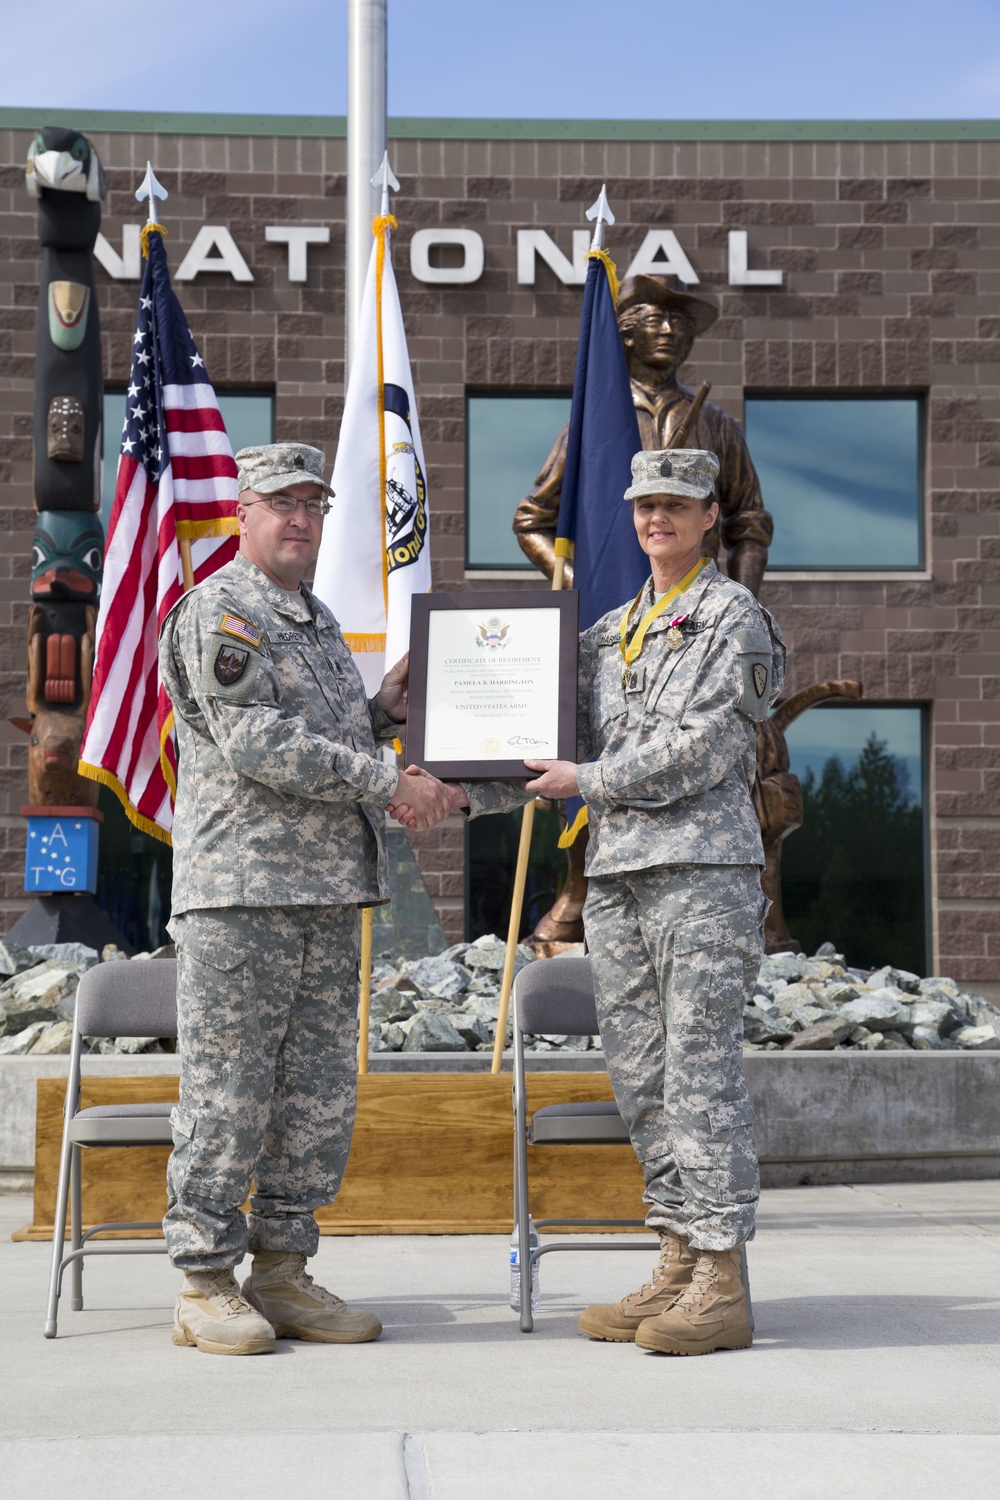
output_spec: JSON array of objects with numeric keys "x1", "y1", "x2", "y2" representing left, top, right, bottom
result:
[
  {"x1": 617, "y1": 273, "x2": 719, "y2": 337},
  {"x1": 235, "y1": 443, "x2": 335, "y2": 498},
  {"x1": 623, "y1": 447, "x2": 720, "y2": 503}
]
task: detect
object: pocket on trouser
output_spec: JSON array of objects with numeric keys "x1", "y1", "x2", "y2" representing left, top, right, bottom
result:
[
  {"x1": 669, "y1": 902, "x2": 763, "y2": 1032},
  {"x1": 174, "y1": 914, "x2": 251, "y2": 1061},
  {"x1": 672, "y1": 1099, "x2": 760, "y2": 1207}
]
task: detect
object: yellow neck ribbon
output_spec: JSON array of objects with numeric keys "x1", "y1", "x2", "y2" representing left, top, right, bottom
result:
[{"x1": 619, "y1": 555, "x2": 709, "y2": 665}]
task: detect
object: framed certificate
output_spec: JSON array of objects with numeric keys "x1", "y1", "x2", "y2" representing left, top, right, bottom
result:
[{"x1": 406, "y1": 590, "x2": 579, "y2": 779}]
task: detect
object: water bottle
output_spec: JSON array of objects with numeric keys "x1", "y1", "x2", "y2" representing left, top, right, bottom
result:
[{"x1": 509, "y1": 1218, "x2": 541, "y2": 1311}]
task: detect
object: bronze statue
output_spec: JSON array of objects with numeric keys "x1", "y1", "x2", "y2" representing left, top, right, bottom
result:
[
  {"x1": 515, "y1": 272, "x2": 776, "y2": 952},
  {"x1": 514, "y1": 273, "x2": 774, "y2": 595}
]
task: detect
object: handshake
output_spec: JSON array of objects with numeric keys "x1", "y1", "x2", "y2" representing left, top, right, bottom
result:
[{"x1": 388, "y1": 764, "x2": 468, "y2": 831}]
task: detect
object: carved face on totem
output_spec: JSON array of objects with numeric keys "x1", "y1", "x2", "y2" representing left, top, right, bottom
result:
[
  {"x1": 31, "y1": 511, "x2": 104, "y2": 600},
  {"x1": 47, "y1": 397, "x2": 86, "y2": 462}
]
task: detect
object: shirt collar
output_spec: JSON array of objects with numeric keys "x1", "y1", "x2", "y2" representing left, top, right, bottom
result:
[{"x1": 231, "y1": 551, "x2": 314, "y2": 624}]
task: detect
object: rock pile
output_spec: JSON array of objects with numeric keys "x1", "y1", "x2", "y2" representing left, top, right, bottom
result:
[
  {"x1": 745, "y1": 943, "x2": 1000, "y2": 1052},
  {"x1": 368, "y1": 933, "x2": 598, "y2": 1055},
  {"x1": 0, "y1": 940, "x2": 174, "y2": 1056},
  {"x1": 3, "y1": 928, "x2": 998, "y2": 1059}
]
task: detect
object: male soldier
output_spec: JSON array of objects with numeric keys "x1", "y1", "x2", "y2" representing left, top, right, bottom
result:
[
  {"x1": 514, "y1": 272, "x2": 773, "y2": 596},
  {"x1": 158, "y1": 443, "x2": 451, "y2": 1356}
]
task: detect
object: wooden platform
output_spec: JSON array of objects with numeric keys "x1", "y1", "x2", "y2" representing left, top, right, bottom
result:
[{"x1": 17, "y1": 1071, "x2": 647, "y2": 1241}]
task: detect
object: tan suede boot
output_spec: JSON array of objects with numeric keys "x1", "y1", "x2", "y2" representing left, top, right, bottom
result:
[
  {"x1": 635, "y1": 1246, "x2": 753, "y2": 1355},
  {"x1": 242, "y1": 1251, "x2": 382, "y2": 1343},
  {"x1": 578, "y1": 1230, "x2": 698, "y2": 1342},
  {"x1": 172, "y1": 1269, "x2": 276, "y2": 1355}
]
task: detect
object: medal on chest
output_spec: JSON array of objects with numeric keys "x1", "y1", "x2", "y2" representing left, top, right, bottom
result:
[
  {"x1": 621, "y1": 663, "x2": 646, "y2": 694},
  {"x1": 666, "y1": 622, "x2": 686, "y2": 651}
]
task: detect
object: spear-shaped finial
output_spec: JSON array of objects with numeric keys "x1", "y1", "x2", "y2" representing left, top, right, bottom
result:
[
  {"x1": 586, "y1": 184, "x2": 615, "y2": 251},
  {"x1": 135, "y1": 161, "x2": 168, "y2": 224},
  {"x1": 371, "y1": 151, "x2": 400, "y2": 217}
]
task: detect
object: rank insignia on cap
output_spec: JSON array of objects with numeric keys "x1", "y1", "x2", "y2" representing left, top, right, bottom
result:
[
  {"x1": 293, "y1": 453, "x2": 304, "y2": 468},
  {"x1": 219, "y1": 614, "x2": 262, "y2": 648},
  {"x1": 659, "y1": 458, "x2": 673, "y2": 477},
  {"x1": 214, "y1": 645, "x2": 249, "y2": 685},
  {"x1": 753, "y1": 663, "x2": 768, "y2": 697}
]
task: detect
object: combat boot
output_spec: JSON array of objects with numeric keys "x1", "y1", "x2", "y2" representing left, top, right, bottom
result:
[
  {"x1": 172, "y1": 1268, "x2": 276, "y2": 1355},
  {"x1": 242, "y1": 1251, "x2": 382, "y2": 1343},
  {"x1": 635, "y1": 1246, "x2": 753, "y2": 1355},
  {"x1": 578, "y1": 1230, "x2": 698, "y2": 1341}
]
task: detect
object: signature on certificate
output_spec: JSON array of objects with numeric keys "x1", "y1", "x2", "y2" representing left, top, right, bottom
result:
[{"x1": 508, "y1": 735, "x2": 545, "y2": 747}]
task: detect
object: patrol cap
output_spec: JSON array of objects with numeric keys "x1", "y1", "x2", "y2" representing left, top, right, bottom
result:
[
  {"x1": 623, "y1": 447, "x2": 720, "y2": 503},
  {"x1": 235, "y1": 443, "x2": 335, "y2": 498}
]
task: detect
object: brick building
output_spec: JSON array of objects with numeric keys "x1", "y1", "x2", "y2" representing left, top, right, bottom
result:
[{"x1": 1, "y1": 112, "x2": 997, "y2": 992}]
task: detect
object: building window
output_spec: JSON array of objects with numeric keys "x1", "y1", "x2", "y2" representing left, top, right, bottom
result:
[
  {"x1": 466, "y1": 393, "x2": 571, "y2": 569},
  {"x1": 96, "y1": 389, "x2": 273, "y2": 950},
  {"x1": 101, "y1": 390, "x2": 275, "y2": 530},
  {"x1": 781, "y1": 706, "x2": 927, "y2": 974},
  {"x1": 744, "y1": 397, "x2": 923, "y2": 570}
]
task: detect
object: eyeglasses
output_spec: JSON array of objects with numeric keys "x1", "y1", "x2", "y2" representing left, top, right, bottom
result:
[{"x1": 243, "y1": 492, "x2": 332, "y2": 517}]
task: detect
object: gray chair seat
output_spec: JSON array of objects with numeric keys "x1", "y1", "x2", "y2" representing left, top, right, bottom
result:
[
  {"x1": 528, "y1": 1099, "x2": 630, "y2": 1145},
  {"x1": 69, "y1": 1101, "x2": 175, "y2": 1147}
]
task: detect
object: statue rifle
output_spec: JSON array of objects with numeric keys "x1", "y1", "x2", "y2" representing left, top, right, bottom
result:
[{"x1": 667, "y1": 379, "x2": 711, "y2": 450}]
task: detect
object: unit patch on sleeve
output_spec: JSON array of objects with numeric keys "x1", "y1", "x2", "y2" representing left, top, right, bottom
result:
[
  {"x1": 214, "y1": 645, "x2": 249, "y2": 685},
  {"x1": 219, "y1": 614, "x2": 262, "y2": 648}
]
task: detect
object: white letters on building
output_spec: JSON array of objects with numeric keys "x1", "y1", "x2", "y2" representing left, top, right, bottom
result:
[
  {"x1": 624, "y1": 231, "x2": 700, "y2": 285},
  {"x1": 264, "y1": 225, "x2": 331, "y2": 282},
  {"x1": 516, "y1": 230, "x2": 591, "y2": 285},
  {"x1": 175, "y1": 227, "x2": 254, "y2": 283},
  {"x1": 409, "y1": 228, "x2": 484, "y2": 284},
  {"x1": 727, "y1": 230, "x2": 783, "y2": 286},
  {"x1": 93, "y1": 226, "x2": 143, "y2": 281}
]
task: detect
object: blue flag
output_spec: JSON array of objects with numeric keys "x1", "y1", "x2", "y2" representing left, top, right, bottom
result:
[
  {"x1": 556, "y1": 253, "x2": 646, "y2": 849},
  {"x1": 555, "y1": 254, "x2": 646, "y2": 631}
]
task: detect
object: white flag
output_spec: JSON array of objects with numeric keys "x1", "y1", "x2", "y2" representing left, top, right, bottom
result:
[{"x1": 313, "y1": 227, "x2": 430, "y2": 696}]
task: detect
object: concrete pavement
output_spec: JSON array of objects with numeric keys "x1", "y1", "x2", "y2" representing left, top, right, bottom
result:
[{"x1": 3, "y1": 1181, "x2": 999, "y2": 1498}]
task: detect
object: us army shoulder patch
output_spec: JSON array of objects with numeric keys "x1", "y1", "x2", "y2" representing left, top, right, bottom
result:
[
  {"x1": 202, "y1": 632, "x2": 262, "y2": 702},
  {"x1": 214, "y1": 644, "x2": 249, "y2": 685},
  {"x1": 219, "y1": 613, "x2": 262, "y2": 649}
]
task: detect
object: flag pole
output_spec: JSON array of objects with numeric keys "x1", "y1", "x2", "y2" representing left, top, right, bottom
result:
[
  {"x1": 491, "y1": 186, "x2": 619, "y2": 1073},
  {"x1": 357, "y1": 152, "x2": 401, "y2": 1078},
  {"x1": 135, "y1": 162, "x2": 193, "y2": 593}
]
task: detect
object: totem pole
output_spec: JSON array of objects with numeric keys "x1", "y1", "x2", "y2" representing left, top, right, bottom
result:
[{"x1": 8, "y1": 128, "x2": 111, "y2": 940}]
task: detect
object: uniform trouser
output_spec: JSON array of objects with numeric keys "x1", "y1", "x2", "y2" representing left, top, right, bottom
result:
[
  {"x1": 163, "y1": 904, "x2": 360, "y2": 1271},
  {"x1": 583, "y1": 863, "x2": 766, "y2": 1251}
]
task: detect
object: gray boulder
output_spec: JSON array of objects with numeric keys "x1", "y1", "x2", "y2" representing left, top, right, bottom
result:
[
  {"x1": 0, "y1": 1021, "x2": 51, "y2": 1055},
  {"x1": 838, "y1": 989, "x2": 911, "y2": 1032},
  {"x1": 448, "y1": 1014, "x2": 492, "y2": 1048},
  {"x1": 0, "y1": 960, "x2": 82, "y2": 1036},
  {"x1": 742, "y1": 1005, "x2": 793, "y2": 1045},
  {"x1": 382, "y1": 1023, "x2": 407, "y2": 1051},
  {"x1": 369, "y1": 989, "x2": 417, "y2": 1025},
  {"x1": 0, "y1": 940, "x2": 41, "y2": 979},
  {"x1": 28, "y1": 1020, "x2": 74, "y2": 1054},
  {"x1": 906, "y1": 1000, "x2": 955, "y2": 1037},
  {"x1": 409, "y1": 956, "x2": 472, "y2": 999},
  {"x1": 402, "y1": 1012, "x2": 469, "y2": 1052},
  {"x1": 461, "y1": 992, "x2": 502, "y2": 1025},
  {"x1": 952, "y1": 1025, "x2": 1000, "y2": 1052},
  {"x1": 463, "y1": 935, "x2": 534, "y2": 975},
  {"x1": 784, "y1": 1015, "x2": 855, "y2": 1051},
  {"x1": 867, "y1": 964, "x2": 921, "y2": 995},
  {"x1": 28, "y1": 942, "x2": 100, "y2": 969}
]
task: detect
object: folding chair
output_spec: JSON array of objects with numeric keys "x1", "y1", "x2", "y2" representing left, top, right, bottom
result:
[
  {"x1": 511, "y1": 954, "x2": 658, "y2": 1332},
  {"x1": 43, "y1": 958, "x2": 178, "y2": 1338}
]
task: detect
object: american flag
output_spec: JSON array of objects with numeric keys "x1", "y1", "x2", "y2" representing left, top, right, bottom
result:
[{"x1": 79, "y1": 228, "x2": 239, "y2": 842}]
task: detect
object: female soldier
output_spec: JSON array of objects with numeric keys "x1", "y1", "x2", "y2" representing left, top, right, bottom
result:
[
  {"x1": 395, "y1": 446, "x2": 784, "y2": 1356},
  {"x1": 520, "y1": 446, "x2": 784, "y2": 1355}
]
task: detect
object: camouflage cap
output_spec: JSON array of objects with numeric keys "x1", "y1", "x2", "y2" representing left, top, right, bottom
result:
[
  {"x1": 623, "y1": 447, "x2": 720, "y2": 502},
  {"x1": 235, "y1": 443, "x2": 335, "y2": 498}
]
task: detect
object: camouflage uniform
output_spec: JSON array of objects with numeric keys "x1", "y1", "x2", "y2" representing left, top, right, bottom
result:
[
  {"x1": 466, "y1": 561, "x2": 785, "y2": 1249},
  {"x1": 159, "y1": 551, "x2": 400, "y2": 1269}
]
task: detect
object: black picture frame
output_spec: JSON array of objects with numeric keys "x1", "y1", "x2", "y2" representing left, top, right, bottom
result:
[{"x1": 406, "y1": 589, "x2": 579, "y2": 779}]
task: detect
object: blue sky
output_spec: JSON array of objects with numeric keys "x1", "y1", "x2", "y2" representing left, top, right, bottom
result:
[{"x1": 4, "y1": 0, "x2": 1000, "y2": 118}]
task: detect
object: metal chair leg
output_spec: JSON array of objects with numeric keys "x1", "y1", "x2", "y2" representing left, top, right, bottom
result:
[
  {"x1": 43, "y1": 1128, "x2": 75, "y2": 1338},
  {"x1": 69, "y1": 1145, "x2": 83, "y2": 1311},
  {"x1": 515, "y1": 1125, "x2": 533, "y2": 1333}
]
